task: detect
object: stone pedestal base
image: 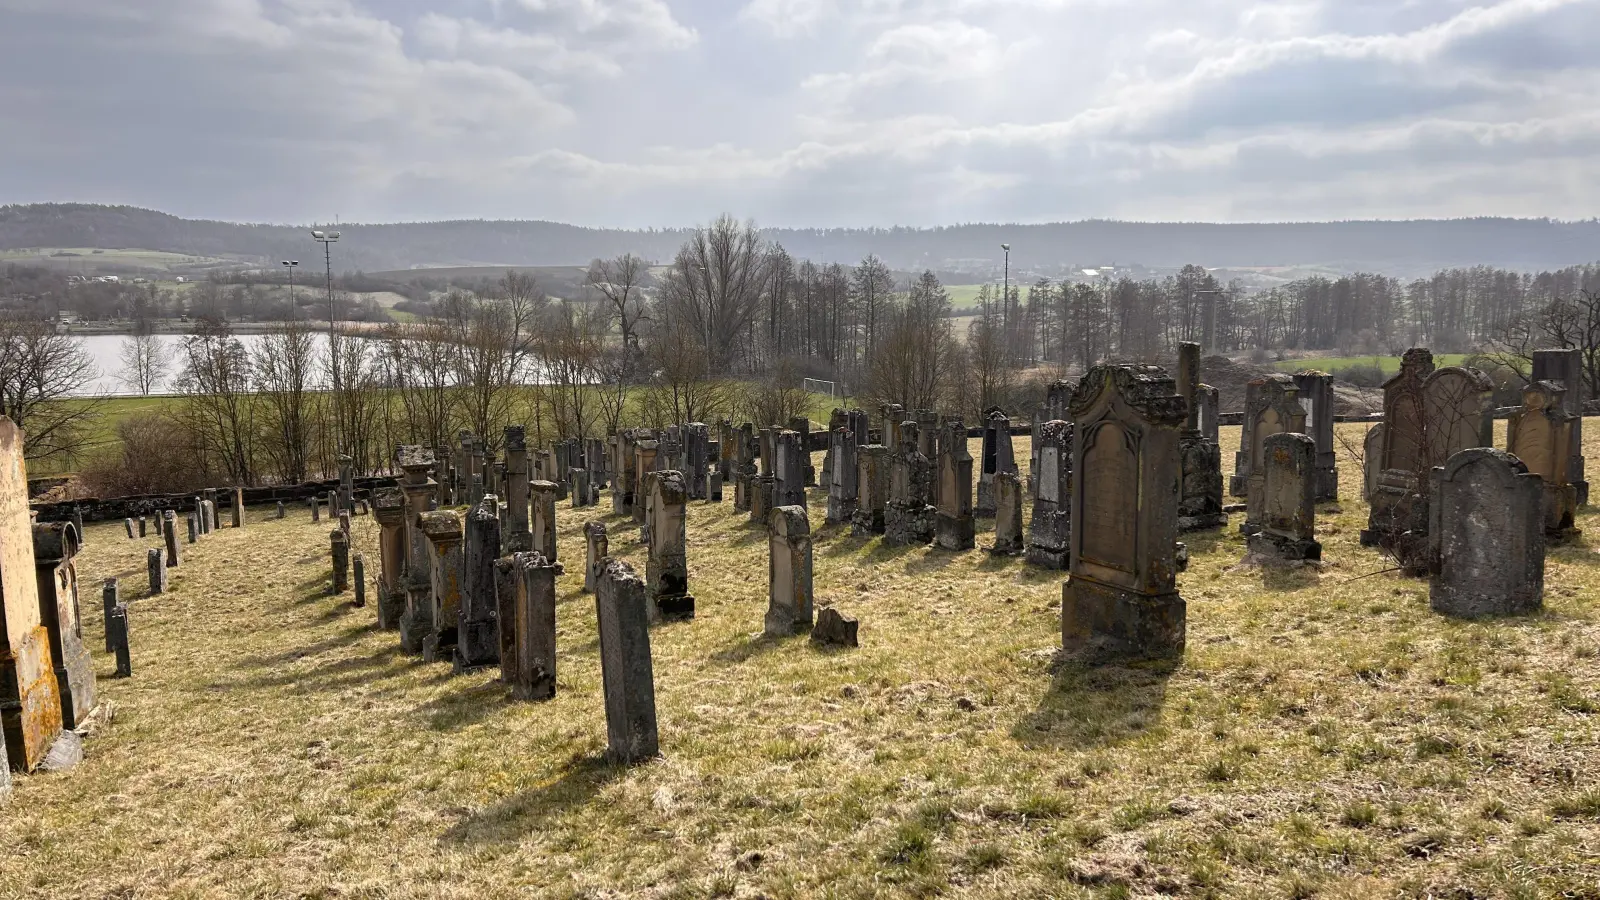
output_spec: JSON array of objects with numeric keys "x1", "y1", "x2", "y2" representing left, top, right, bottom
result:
[
  {"x1": 1431, "y1": 581, "x2": 1541, "y2": 619},
  {"x1": 884, "y1": 501, "x2": 934, "y2": 546},
  {"x1": 1246, "y1": 531, "x2": 1322, "y2": 563},
  {"x1": 454, "y1": 621, "x2": 500, "y2": 673},
  {"x1": 851, "y1": 507, "x2": 885, "y2": 537},
  {"x1": 1, "y1": 624, "x2": 63, "y2": 771},
  {"x1": 1026, "y1": 543, "x2": 1069, "y2": 569},
  {"x1": 934, "y1": 512, "x2": 975, "y2": 551},
  {"x1": 377, "y1": 586, "x2": 405, "y2": 631},
  {"x1": 1315, "y1": 466, "x2": 1339, "y2": 502},
  {"x1": 1061, "y1": 579, "x2": 1185, "y2": 664},
  {"x1": 651, "y1": 595, "x2": 695, "y2": 622}
]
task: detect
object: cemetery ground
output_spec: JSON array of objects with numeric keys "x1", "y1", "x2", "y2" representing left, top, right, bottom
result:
[{"x1": 6, "y1": 425, "x2": 1600, "y2": 898}]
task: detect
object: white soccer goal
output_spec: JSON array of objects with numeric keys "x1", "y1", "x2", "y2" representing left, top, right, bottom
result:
[{"x1": 802, "y1": 377, "x2": 836, "y2": 398}]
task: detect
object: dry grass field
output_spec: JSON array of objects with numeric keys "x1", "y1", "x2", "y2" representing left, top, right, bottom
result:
[{"x1": 4, "y1": 423, "x2": 1600, "y2": 898}]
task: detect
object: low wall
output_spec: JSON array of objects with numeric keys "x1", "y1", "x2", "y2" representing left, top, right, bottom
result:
[{"x1": 32, "y1": 475, "x2": 402, "y2": 523}]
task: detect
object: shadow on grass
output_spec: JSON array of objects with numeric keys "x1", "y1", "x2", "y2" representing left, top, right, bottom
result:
[
  {"x1": 709, "y1": 631, "x2": 790, "y2": 665},
  {"x1": 239, "y1": 622, "x2": 373, "y2": 668},
  {"x1": 439, "y1": 753, "x2": 630, "y2": 845},
  {"x1": 418, "y1": 676, "x2": 511, "y2": 731},
  {"x1": 1013, "y1": 658, "x2": 1177, "y2": 750},
  {"x1": 1178, "y1": 528, "x2": 1232, "y2": 557},
  {"x1": 221, "y1": 643, "x2": 404, "y2": 693},
  {"x1": 1257, "y1": 563, "x2": 1323, "y2": 591}
]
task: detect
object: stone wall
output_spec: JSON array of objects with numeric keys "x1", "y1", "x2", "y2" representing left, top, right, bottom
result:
[{"x1": 31, "y1": 476, "x2": 402, "y2": 524}]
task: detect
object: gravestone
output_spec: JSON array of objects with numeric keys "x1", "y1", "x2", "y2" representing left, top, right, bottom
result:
[
  {"x1": 398, "y1": 449, "x2": 440, "y2": 654},
  {"x1": 124, "y1": 518, "x2": 134, "y2": 539},
  {"x1": 881, "y1": 405, "x2": 905, "y2": 452},
  {"x1": 338, "y1": 454, "x2": 355, "y2": 513},
  {"x1": 1507, "y1": 381, "x2": 1580, "y2": 541},
  {"x1": 1292, "y1": 371, "x2": 1339, "y2": 501},
  {"x1": 1197, "y1": 384, "x2": 1220, "y2": 444},
  {"x1": 419, "y1": 510, "x2": 464, "y2": 664},
  {"x1": 634, "y1": 440, "x2": 658, "y2": 524},
  {"x1": 733, "y1": 424, "x2": 758, "y2": 513},
  {"x1": 505, "y1": 551, "x2": 562, "y2": 701},
  {"x1": 686, "y1": 423, "x2": 710, "y2": 500},
  {"x1": 709, "y1": 471, "x2": 723, "y2": 503},
  {"x1": 645, "y1": 470, "x2": 694, "y2": 622},
  {"x1": 766, "y1": 505, "x2": 814, "y2": 637},
  {"x1": 851, "y1": 444, "x2": 890, "y2": 536},
  {"x1": 146, "y1": 548, "x2": 166, "y2": 595},
  {"x1": 884, "y1": 433, "x2": 935, "y2": 546},
  {"x1": 1061, "y1": 365, "x2": 1187, "y2": 663},
  {"x1": 821, "y1": 409, "x2": 847, "y2": 488},
  {"x1": 330, "y1": 529, "x2": 350, "y2": 594},
  {"x1": 372, "y1": 489, "x2": 407, "y2": 630},
  {"x1": 338, "y1": 510, "x2": 351, "y2": 538},
  {"x1": 1362, "y1": 423, "x2": 1386, "y2": 502},
  {"x1": 585, "y1": 521, "x2": 609, "y2": 593},
  {"x1": 788, "y1": 416, "x2": 815, "y2": 485},
  {"x1": 504, "y1": 426, "x2": 531, "y2": 552},
  {"x1": 1532, "y1": 348, "x2": 1588, "y2": 504},
  {"x1": 457, "y1": 496, "x2": 502, "y2": 672},
  {"x1": 1177, "y1": 341, "x2": 1226, "y2": 531},
  {"x1": 0, "y1": 419, "x2": 62, "y2": 771},
  {"x1": 988, "y1": 471, "x2": 1024, "y2": 555},
  {"x1": 102, "y1": 578, "x2": 118, "y2": 652},
  {"x1": 353, "y1": 554, "x2": 367, "y2": 608},
  {"x1": 277, "y1": 501, "x2": 285, "y2": 520},
  {"x1": 1235, "y1": 375, "x2": 1305, "y2": 531},
  {"x1": 163, "y1": 510, "x2": 181, "y2": 567},
  {"x1": 529, "y1": 480, "x2": 559, "y2": 564},
  {"x1": 1428, "y1": 448, "x2": 1544, "y2": 618},
  {"x1": 186, "y1": 514, "x2": 197, "y2": 544},
  {"x1": 1245, "y1": 433, "x2": 1321, "y2": 562},
  {"x1": 826, "y1": 428, "x2": 859, "y2": 525},
  {"x1": 204, "y1": 488, "x2": 220, "y2": 530},
  {"x1": 934, "y1": 420, "x2": 975, "y2": 551},
  {"x1": 107, "y1": 603, "x2": 131, "y2": 678},
  {"x1": 231, "y1": 487, "x2": 245, "y2": 528},
  {"x1": 811, "y1": 607, "x2": 859, "y2": 648},
  {"x1": 311, "y1": 498, "x2": 321, "y2": 523},
  {"x1": 596, "y1": 560, "x2": 659, "y2": 762},
  {"x1": 1027, "y1": 420, "x2": 1072, "y2": 569},
  {"x1": 138, "y1": 516, "x2": 147, "y2": 538},
  {"x1": 775, "y1": 430, "x2": 807, "y2": 508},
  {"x1": 976, "y1": 411, "x2": 1016, "y2": 518},
  {"x1": 31, "y1": 521, "x2": 96, "y2": 730}
]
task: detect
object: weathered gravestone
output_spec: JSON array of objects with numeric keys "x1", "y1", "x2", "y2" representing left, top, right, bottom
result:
[
  {"x1": 139, "y1": 516, "x2": 148, "y2": 538},
  {"x1": 1363, "y1": 422, "x2": 1386, "y2": 502},
  {"x1": 820, "y1": 409, "x2": 846, "y2": 489},
  {"x1": 146, "y1": 547, "x2": 166, "y2": 595},
  {"x1": 1027, "y1": 420, "x2": 1072, "y2": 569},
  {"x1": 595, "y1": 559, "x2": 660, "y2": 763},
  {"x1": 1292, "y1": 371, "x2": 1339, "y2": 501},
  {"x1": 101, "y1": 578, "x2": 118, "y2": 653},
  {"x1": 330, "y1": 529, "x2": 350, "y2": 594},
  {"x1": 31, "y1": 521, "x2": 95, "y2": 730},
  {"x1": 1245, "y1": 433, "x2": 1321, "y2": 563},
  {"x1": 1196, "y1": 384, "x2": 1220, "y2": 445},
  {"x1": 1532, "y1": 348, "x2": 1588, "y2": 505},
  {"x1": 851, "y1": 444, "x2": 890, "y2": 537},
  {"x1": 811, "y1": 607, "x2": 859, "y2": 648},
  {"x1": 504, "y1": 426, "x2": 531, "y2": 553},
  {"x1": 749, "y1": 428, "x2": 776, "y2": 525},
  {"x1": 826, "y1": 428, "x2": 859, "y2": 525},
  {"x1": 976, "y1": 410, "x2": 1016, "y2": 518},
  {"x1": 646, "y1": 470, "x2": 694, "y2": 622},
  {"x1": 530, "y1": 480, "x2": 559, "y2": 563},
  {"x1": 988, "y1": 471, "x2": 1024, "y2": 555},
  {"x1": 457, "y1": 496, "x2": 502, "y2": 672},
  {"x1": 934, "y1": 420, "x2": 975, "y2": 551},
  {"x1": 775, "y1": 429, "x2": 807, "y2": 508},
  {"x1": 372, "y1": 488, "x2": 407, "y2": 630},
  {"x1": 0, "y1": 417, "x2": 63, "y2": 772},
  {"x1": 766, "y1": 505, "x2": 814, "y2": 637},
  {"x1": 571, "y1": 469, "x2": 591, "y2": 509},
  {"x1": 231, "y1": 487, "x2": 245, "y2": 528},
  {"x1": 277, "y1": 501, "x2": 286, "y2": 520},
  {"x1": 884, "y1": 433, "x2": 935, "y2": 546},
  {"x1": 163, "y1": 510, "x2": 181, "y2": 567},
  {"x1": 1176, "y1": 341, "x2": 1226, "y2": 531},
  {"x1": 186, "y1": 514, "x2": 197, "y2": 544},
  {"x1": 1507, "y1": 381, "x2": 1580, "y2": 541},
  {"x1": 1237, "y1": 375, "x2": 1306, "y2": 534},
  {"x1": 634, "y1": 440, "x2": 658, "y2": 525},
  {"x1": 107, "y1": 603, "x2": 131, "y2": 678},
  {"x1": 397, "y1": 448, "x2": 439, "y2": 653},
  {"x1": 584, "y1": 521, "x2": 608, "y2": 594},
  {"x1": 686, "y1": 423, "x2": 710, "y2": 500},
  {"x1": 1061, "y1": 366, "x2": 1187, "y2": 663},
  {"x1": 353, "y1": 554, "x2": 367, "y2": 608},
  {"x1": 124, "y1": 518, "x2": 134, "y2": 539},
  {"x1": 500, "y1": 551, "x2": 562, "y2": 701},
  {"x1": 789, "y1": 416, "x2": 815, "y2": 485},
  {"x1": 418, "y1": 510, "x2": 464, "y2": 663},
  {"x1": 1428, "y1": 448, "x2": 1544, "y2": 618}
]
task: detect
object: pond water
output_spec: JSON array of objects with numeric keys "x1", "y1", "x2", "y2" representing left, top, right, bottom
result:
[{"x1": 74, "y1": 332, "x2": 343, "y2": 396}]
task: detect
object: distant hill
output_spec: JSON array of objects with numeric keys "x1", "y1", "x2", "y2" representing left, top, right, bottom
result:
[{"x1": 3, "y1": 203, "x2": 1599, "y2": 279}]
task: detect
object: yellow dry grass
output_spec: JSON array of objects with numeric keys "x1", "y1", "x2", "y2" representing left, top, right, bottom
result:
[{"x1": 4, "y1": 423, "x2": 1600, "y2": 899}]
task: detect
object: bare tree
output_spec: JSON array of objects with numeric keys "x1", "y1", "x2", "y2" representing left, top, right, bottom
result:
[
  {"x1": 118, "y1": 333, "x2": 171, "y2": 396},
  {"x1": 655, "y1": 215, "x2": 771, "y2": 375},
  {"x1": 638, "y1": 306, "x2": 732, "y2": 427},
  {"x1": 253, "y1": 320, "x2": 320, "y2": 483},
  {"x1": 870, "y1": 271, "x2": 963, "y2": 412},
  {"x1": 384, "y1": 321, "x2": 459, "y2": 452},
  {"x1": 536, "y1": 300, "x2": 608, "y2": 440},
  {"x1": 175, "y1": 317, "x2": 255, "y2": 485},
  {"x1": 0, "y1": 314, "x2": 107, "y2": 467},
  {"x1": 443, "y1": 290, "x2": 525, "y2": 450}
]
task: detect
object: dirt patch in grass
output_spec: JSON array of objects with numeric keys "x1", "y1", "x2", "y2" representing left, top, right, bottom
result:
[{"x1": 4, "y1": 423, "x2": 1599, "y2": 898}]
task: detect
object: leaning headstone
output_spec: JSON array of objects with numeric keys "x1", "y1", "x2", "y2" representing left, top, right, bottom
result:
[
  {"x1": 766, "y1": 505, "x2": 814, "y2": 637},
  {"x1": 1061, "y1": 365, "x2": 1187, "y2": 663},
  {"x1": 107, "y1": 604, "x2": 132, "y2": 678},
  {"x1": 595, "y1": 559, "x2": 660, "y2": 763},
  {"x1": 988, "y1": 471, "x2": 1024, "y2": 555},
  {"x1": 976, "y1": 410, "x2": 1016, "y2": 518},
  {"x1": 509, "y1": 551, "x2": 563, "y2": 701},
  {"x1": 419, "y1": 510, "x2": 465, "y2": 663},
  {"x1": 353, "y1": 554, "x2": 368, "y2": 608},
  {"x1": 1027, "y1": 420, "x2": 1072, "y2": 569},
  {"x1": 646, "y1": 470, "x2": 693, "y2": 622},
  {"x1": 457, "y1": 496, "x2": 502, "y2": 672},
  {"x1": 330, "y1": 529, "x2": 350, "y2": 594},
  {"x1": 124, "y1": 518, "x2": 135, "y2": 539},
  {"x1": 1245, "y1": 433, "x2": 1321, "y2": 563},
  {"x1": 934, "y1": 420, "x2": 975, "y2": 551},
  {"x1": 1507, "y1": 380, "x2": 1580, "y2": 541},
  {"x1": 102, "y1": 578, "x2": 119, "y2": 653},
  {"x1": 1428, "y1": 448, "x2": 1544, "y2": 618},
  {"x1": 585, "y1": 522, "x2": 609, "y2": 594},
  {"x1": 851, "y1": 444, "x2": 890, "y2": 536},
  {"x1": 1292, "y1": 370, "x2": 1339, "y2": 501},
  {"x1": 276, "y1": 501, "x2": 286, "y2": 520},
  {"x1": 163, "y1": 510, "x2": 180, "y2": 567},
  {"x1": 1177, "y1": 341, "x2": 1226, "y2": 531},
  {"x1": 31, "y1": 521, "x2": 96, "y2": 730},
  {"x1": 811, "y1": 607, "x2": 859, "y2": 648},
  {"x1": 147, "y1": 548, "x2": 167, "y2": 596},
  {"x1": 1532, "y1": 348, "x2": 1588, "y2": 505}
]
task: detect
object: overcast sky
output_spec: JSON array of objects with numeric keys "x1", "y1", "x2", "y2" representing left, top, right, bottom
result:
[{"x1": 1, "y1": 0, "x2": 1596, "y2": 228}]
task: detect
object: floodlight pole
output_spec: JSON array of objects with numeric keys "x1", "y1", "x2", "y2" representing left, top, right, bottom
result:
[
  {"x1": 281, "y1": 260, "x2": 299, "y2": 321},
  {"x1": 313, "y1": 229, "x2": 343, "y2": 454}
]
